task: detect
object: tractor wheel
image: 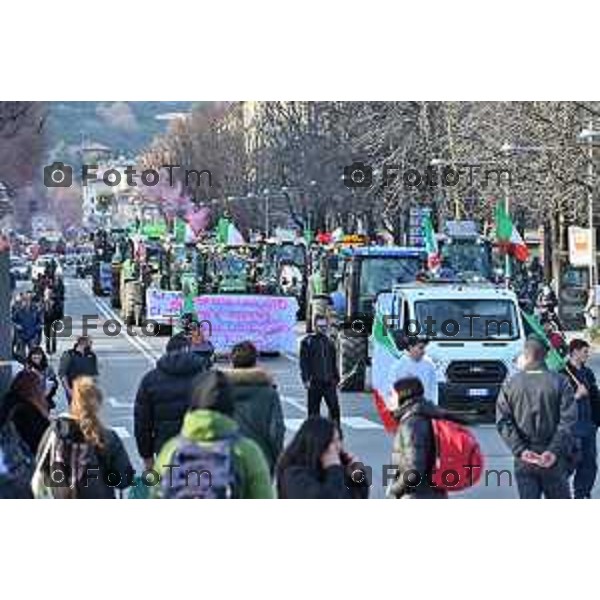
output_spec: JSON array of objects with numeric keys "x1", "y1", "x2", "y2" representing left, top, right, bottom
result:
[
  {"x1": 337, "y1": 334, "x2": 367, "y2": 392},
  {"x1": 123, "y1": 284, "x2": 135, "y2": 326}
]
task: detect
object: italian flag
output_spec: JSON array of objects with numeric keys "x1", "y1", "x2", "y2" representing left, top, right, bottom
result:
[
  {"x1": 371, "y1": 310, "x2": 402, "y2": 434},
  {"x1": 422, "y1": 215, "x2": 441, "y2": 271},
  {"x1": 217, "y1": 217, "x2": 245, "y2": 246},
  {"x1": 495, "y1": 202, "x2": 529, "y2": 262}
]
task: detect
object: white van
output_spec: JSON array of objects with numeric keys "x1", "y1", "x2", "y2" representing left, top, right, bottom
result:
[{"x1": 371, "y1": 282, "x2": 525, "y2": 413}]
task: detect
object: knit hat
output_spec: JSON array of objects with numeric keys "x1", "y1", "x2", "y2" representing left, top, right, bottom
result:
[{"x1": 392, "y1": 376, "x2": 424, "y2": 404}]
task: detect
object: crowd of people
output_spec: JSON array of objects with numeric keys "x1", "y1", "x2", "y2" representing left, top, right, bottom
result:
[
  {"x1": 11, "y1": 259, "x2": 65, "y2": 359},
  {"x1": 1, "y1": 262, "x2": 599, "y2": 499}
]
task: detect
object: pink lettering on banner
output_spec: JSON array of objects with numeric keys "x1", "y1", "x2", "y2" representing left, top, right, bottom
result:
[{"x1": 192, "y1": 294, "x2": 298, "y2": 353}]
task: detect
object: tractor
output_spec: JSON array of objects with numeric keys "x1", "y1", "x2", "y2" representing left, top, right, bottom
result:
[
  {"x1": 438, "y1": 220, "x2": 494, "y2": 282},
  {"x1": 309, "y1": 246, "x2": 426, "y2": 391},
  {"x1": 120, "y1": 239, "x2": 169, "y2": 327}
]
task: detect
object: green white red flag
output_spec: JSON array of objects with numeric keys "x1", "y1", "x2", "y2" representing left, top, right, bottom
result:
[
  {"x1": 495, "y1": 202, "x2": 529, "y2": 262},
  {"x1": 422, "y1": 215, "x2": 441, "y2": 270}
]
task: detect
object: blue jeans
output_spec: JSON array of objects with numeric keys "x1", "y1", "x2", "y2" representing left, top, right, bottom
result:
[{"x1": 573, "y1": 427, "x2": 598, "y2": 499}]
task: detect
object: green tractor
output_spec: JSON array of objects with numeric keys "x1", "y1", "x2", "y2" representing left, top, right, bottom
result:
[
  {"x1": 315, "y1": 246, "x2": 426, "y2": 392},
  {"x1": 166, "y1": 242, "x2": 209, "y2": 310},
  {"x1": 209, "y1": 248, "x2": 253, "y2": 294},
  {"x1": 120, "y1": 240, "x2": 169, "y2": 327},
  {"x1": 110, "y1": 232, "x2": 134, "y2": 309},
  {"x1": 261, "y1": 240, "x2": 308, "y2": 317},
  {"x1": 92, "y1": 229, "x2": 114, "y2": 296}
]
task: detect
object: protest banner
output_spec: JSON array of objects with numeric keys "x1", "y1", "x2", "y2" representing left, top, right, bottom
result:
[
  {"x1": 146, "y1": 289, "x2": 184, "y2": 323},
  {"x1": 193, "y1": 294, "x2": 299, "y2": 353}
]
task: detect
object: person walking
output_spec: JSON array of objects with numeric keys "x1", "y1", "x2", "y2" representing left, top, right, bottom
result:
[
  {"x1": 153, "y1": 370, "x2": 274, "y2": 499},
  {"x1": 389, "y1": 336, "x2": 438, "y2": 405},
  {"x1": 562, "y1": 338, "x2": 600, "y2": 498},
  {"x1": 42, "y1": 286, "x2": 62, "y2": 355},
  {"x1": 497, "y1": 337, "x2": 577, "y2": 499},
  {"x1": 386, "y1": 377, "x2": 469, "y2": 499},
  {"x1": 299, "y1": 316, "x2": 340, "y2": 427},
  {"x1": 58, "y1": 336, "x2": 98, "y2": 403},
  {"x1": 225, "y1": 341, "x2": 285, "y2": 476},
  {"x1": 276, "y1": 416, "x2": 369, "y2": 499},
  {"x1": 134, "y1": 333, "x2": 210, "y2": 470},
  {"x1": 25, "y1": 346, "x2": 59, "y2": 410},
  {"x1": 12, "y1": 292, "x2": 43, "y2": 360},
  {"x1": 33, "y1": 377, "x2": 133, "y2": 499}
]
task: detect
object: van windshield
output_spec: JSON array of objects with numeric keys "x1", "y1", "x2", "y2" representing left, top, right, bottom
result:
[{"x1": 413, "y1": 299, "x2": 520, "y2": 340}]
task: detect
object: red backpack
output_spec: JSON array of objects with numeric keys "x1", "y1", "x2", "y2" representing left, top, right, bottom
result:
[{"x1": 430, "y1": 419, "x2": 484, "y2": 492}]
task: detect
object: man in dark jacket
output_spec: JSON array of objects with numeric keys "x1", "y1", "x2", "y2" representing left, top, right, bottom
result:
[
  {"x1": 300, "y1": 315, "x2": 340, "y2": 426},
  {"x1": 561, "y1": 338, "x2": 600, "y2": 498},
  {"x1": 496, "y1": 337, "x2": 577, "y2": 499},
  {"x1": 134, "y1": 333, "x2": 209, "y2": 469},
  {"x1": 58, "y1": 336, "x2": 99, "y2": 402},
  {"x1": 387, "y1": 377, "x2": 466, "y2": 499},
  {"x1": 12, "y1": 292, "x2": 43, "y2": 358},
  {"x1": 225, "y1": 341, "x2": 284, "y2": 475}
]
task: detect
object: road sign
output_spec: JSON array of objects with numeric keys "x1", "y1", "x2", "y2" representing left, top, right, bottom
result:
[{"x1": 568, "y1": 226, "x2": 592, "y2": 266}]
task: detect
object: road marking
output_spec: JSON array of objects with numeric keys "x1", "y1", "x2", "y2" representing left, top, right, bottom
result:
[
  {"x1": 284, "y1": 418, "x2": 304, "y2": 432},
  {"x1": 93, "y1": 291, "x2": 161, "y2": 360},
  {"x1": 280, "y1": 394, "x2": 306, "y2": 412},
  {"x1": 282, "y1": 352, "x2": 299, "y2": 363},
  {"x1": 285, "y1": 416, "x2": 383, "y2": 432},
  {"x1": 113, "y1": 426, "x2": 131, "y2": 439},
  {"x1": 78, "y1": 280, "x2": 158, "y2": 365},
  {"x1": 342, "y1": 416, "x2": 383, "y2": 430},
  {"x1": 107, "y1": 397, "x2": 134, "y2": 408}
]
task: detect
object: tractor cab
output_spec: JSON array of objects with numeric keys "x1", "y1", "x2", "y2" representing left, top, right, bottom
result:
[
  {"x1": 439, "y1": 220, "x2": 493, "y2": 282},
  {"x1": 328, "y1": 246, "x2": 426, "y2": 391}
]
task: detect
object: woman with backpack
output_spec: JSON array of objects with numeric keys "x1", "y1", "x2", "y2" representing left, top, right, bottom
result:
[
  {"x1": 276, "y1": 416, "x2": 370, "y2": 499},
  {"x1": 33, "y1": 377, "x2": 133, "y2": 499},
  {"x1": 153, "y1": 370, "x2": 274, "y2": 499},
  {"x1": 25, "y1": 346, "x2": 59, "y2": 410}
]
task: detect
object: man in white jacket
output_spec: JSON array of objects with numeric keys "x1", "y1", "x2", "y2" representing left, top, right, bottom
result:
[{"x1": 390, "y1": 337, "x2": 438, "y2": 405}]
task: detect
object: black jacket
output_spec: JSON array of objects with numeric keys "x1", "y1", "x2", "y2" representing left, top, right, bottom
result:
[
  {"x1": 0, "y1": 383, "x2": 51, "y2": 456},
  {"x1": 388, "y1": 400, "x2": 466, "y2": 499},
  {"x1": 277, "y1": 464, "x2": 369, "y2": 499},
  {"x1": 58, "y1": 348, "x2": 99, "y2": 387},
  {"x1": 496, "y1": 365, "x2": 577, "y2": 458},
  {"x1": 299, "y1": 333, "x2": 339, "y2": 386},
  {"x1": 134, "y1": 350, "x2": 209, "y2": 459},
  {"x1": 562, "y1": 361, "x2": 600, "y2": 430},
  {"x1": 226, "y1": 367, "x2": 285, "y2": 476},
  {"x1": 11, "y1": 402, "x2": 49, "y2": 455}
]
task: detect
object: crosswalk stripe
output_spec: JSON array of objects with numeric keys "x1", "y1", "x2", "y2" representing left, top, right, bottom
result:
[
  {"x1": 341, "y1": 417, "x2": 383, "y2": 430},
  {"x1": 113, "y1": 426, "x2": 131, "y2": 439},
  {"x1": 107, "y1": 397, "x2": 134, "y2": 408},
  {"x1": 285, "y1": 416, "x2": 382, "y2": 432}
]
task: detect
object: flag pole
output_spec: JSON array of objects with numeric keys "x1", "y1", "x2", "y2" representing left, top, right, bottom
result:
[{"x1": 504, "y1": 182, "x2": 511, "y2": 286}]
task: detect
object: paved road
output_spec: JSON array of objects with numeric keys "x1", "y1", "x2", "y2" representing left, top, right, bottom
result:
[{"x1": 41, "y1": 277, "x2": 600, "y2": 498}]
